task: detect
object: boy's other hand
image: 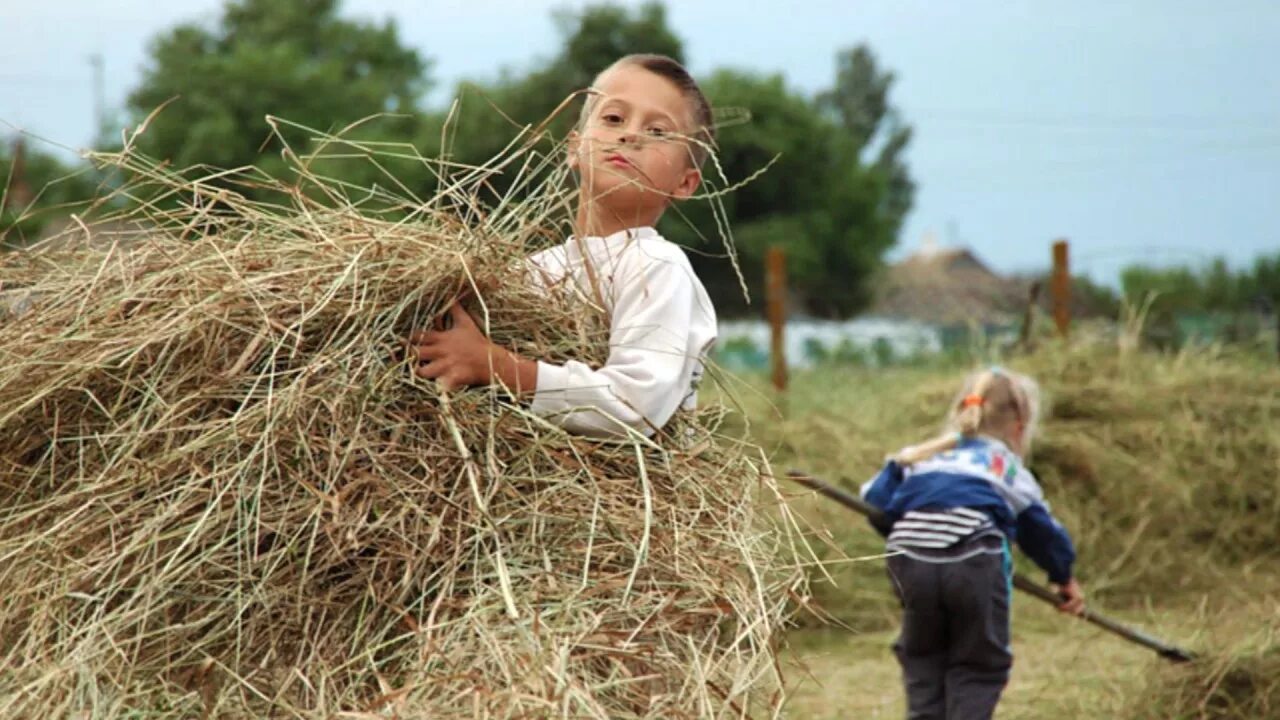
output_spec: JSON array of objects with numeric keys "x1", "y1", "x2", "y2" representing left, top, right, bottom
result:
[
  {"x1": 1051, "y1": 579, "x2": 1086, "y2": 616},
  {"x1": 409, "y1": 301, "x2": 499, "y2": 391}
]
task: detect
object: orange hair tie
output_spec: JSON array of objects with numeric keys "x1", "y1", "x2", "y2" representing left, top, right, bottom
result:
[{"x1": 961, "y1": 394, "x2": 985, "y2": 408}]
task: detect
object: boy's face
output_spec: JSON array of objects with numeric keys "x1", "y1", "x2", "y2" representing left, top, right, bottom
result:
[{"x1": 569, "y1": 64, "x2": 702, "y2": 214}]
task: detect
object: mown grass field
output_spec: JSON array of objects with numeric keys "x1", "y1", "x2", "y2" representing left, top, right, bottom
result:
[{"x1": 716, "y1": 341, "x2": 1280, "y2": 718}]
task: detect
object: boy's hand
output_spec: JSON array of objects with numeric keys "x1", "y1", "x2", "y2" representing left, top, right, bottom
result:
[
  {"x1": 409, "y1": 301, "x2": 539, "y2": 394},
  {"x1": 1051, "y1": 578, "x2": 1086, "y2": 616},
  {"x1": 409, "y1": 302, "x2": 501, "y2": 391}
]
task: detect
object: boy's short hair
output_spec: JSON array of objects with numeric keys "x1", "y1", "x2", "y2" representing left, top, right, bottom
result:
[{"x1": 579, "y1": 53, "x2": 716, "y2": 167}]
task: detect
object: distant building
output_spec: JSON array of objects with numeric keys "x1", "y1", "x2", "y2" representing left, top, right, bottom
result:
[
  {"x1": 714, "y1": 244, "x2": 1036, "y2": 370},
  {"x1": 715, "y1": 316, "x2": 942, "y2": 371},
  {"x1": 868, "y1": 243, "x2": 1030, "y2": 327}
]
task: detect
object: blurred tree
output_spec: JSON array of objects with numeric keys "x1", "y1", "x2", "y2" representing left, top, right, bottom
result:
[
  {"x1": 1070, "y1": 274, "x2": 1122, "y2": 319},
  {"x1": 127, "y1": 0, "x2": 430, "y2": 183},
  {"x1": 1121, "y1": 265, "x2": 1204, "y2": 312},
  {"x1": 667, "y1": 46, "x2": 912, "y2": 318},
  {"x1": 1252, "y1": 254, "x2": 1280, "y2": 309},
  {"x1": 665, "y1": 68, "x2": 900, "y2": 318},
  {"x1": 418, "y1": 2, "x2": 680, "y2": 177},
  {"x1": 557, "y1": 2, "x2": 684, "y2": 89},
  {"x1": 1120, "y1": 254, "x2": 1280, "y2": 346},
  {"x1": 1, "y1": 138, "x2": 99, "y2": 246},
  {"x1": 820, "y1": 46, "x2": 915, "y2": 237},
  {"x1": 1121, "y1": 265, "x2": 1204, "y2": 344},
  {"x1": 1202, "y1": 257, "x2": 1243, "y2": 310}
]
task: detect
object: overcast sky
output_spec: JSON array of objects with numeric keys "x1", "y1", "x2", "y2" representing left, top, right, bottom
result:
[{"x1": 3, "y1": 0, "x2": 1278, "y2": 283}]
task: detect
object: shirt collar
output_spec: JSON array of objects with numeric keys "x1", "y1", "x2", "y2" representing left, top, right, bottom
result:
[
  {"x1": 959, "y1": 434, "x2": 1014, "y2": 455},
  {"x1": 571, "y1": 226, "x2": 657, "y2": 245}
]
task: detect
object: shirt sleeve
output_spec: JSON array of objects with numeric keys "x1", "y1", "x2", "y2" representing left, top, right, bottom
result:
[
  {"x1": 529, "y1": 246, "x2": 707, "y2": 437},
  {"x1": 860, "y1": 461, "x2": 904, "y2": 537},
  {"x1": 861, "y1": 461, "x2": 903, "y2": 509},
  {"x1": 1012, "y1": 469, "x2": 1077, "y2": 584}
]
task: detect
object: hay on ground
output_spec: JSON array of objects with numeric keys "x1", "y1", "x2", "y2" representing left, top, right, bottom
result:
[{"x1": 1141, "y1": 643, "x2": 1280, "y2": 719}]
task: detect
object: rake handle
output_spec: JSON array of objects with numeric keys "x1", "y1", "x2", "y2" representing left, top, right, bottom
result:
[{"x1": 785, "y1": 470, "x2": 1195, "y2": 663}]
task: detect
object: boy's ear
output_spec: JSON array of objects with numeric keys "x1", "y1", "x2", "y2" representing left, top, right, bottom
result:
[
  {"x1": 566, "y1": 130, "x2": 581, "y2": 171},
  {"x1": 671, "y1": 166, "x2": 701, "y2": 201}
]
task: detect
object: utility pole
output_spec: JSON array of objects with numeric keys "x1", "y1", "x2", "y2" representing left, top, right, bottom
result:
[{"x1": 89, "y1": 53, "x2": 105, "y2": 140}]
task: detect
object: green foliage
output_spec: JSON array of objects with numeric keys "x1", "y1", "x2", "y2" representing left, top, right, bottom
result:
[
  {"x1": 678, "y1": 46, "x2": 913, "y2": 318},
  {"x1": 1071, "y1": 274, "x2": 1122, "y2": 319},
  {"x1": 1, "y1": 142, "x2": 99, "y2": 246},
  {"x1": 126, "y1": 0, "x2": 429, "y2": 182},
  {"x1": 1122, "y1": 255, "x2": 1280, "y2": 313},
  {"x1": 1121, "y1": 254, "x2": 1280, "y2": 346},
  {"x1": 820, "y1": 46, "x2": 914, "y2": 235},
  {"x1": 415, "y1": 2, "x2": 682, "y2": 191},
  {"x1": 663, "y1": 60, "x2": 908, "y2": 318},
  {"x1": 667, "y1": 70, "x2": 853, "y2": 316}
]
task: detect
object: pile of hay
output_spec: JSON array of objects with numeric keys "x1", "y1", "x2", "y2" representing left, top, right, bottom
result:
[
  {"x1": 1140, "y1": 644, "x2": 1280, "y2": 719},
  {"x1": 1027, "y1": 341, "x2": 1280, "y2": 600},
  {"x1": 0, "y1": 141, "x2": 800, "y2": 718}
]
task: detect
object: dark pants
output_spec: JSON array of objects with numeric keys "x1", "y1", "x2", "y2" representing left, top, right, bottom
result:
[{"x1": 886, "y1": 537, "x2": 1012, "y2": 720}]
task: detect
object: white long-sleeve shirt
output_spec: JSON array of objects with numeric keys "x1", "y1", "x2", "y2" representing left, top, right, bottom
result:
[{"x1": 527, "y1": 226, "x2": 717, "y2": 437}]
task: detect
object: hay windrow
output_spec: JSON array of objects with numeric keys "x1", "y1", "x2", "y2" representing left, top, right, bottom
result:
[
  {"x1": 0, "y1": 130, "x2": 803, "y2": 718},
  {"x1": 1140, "y1": 642, "x2": 1280, "y2": 719},
  {"x1": 1026, "y1": 342, "x2": 1280, "y2": 598}
]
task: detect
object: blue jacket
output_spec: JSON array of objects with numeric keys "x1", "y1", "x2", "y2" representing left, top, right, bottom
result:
[{"x1": 860, "y1": 436, "x2": 1076, "y2": 584}]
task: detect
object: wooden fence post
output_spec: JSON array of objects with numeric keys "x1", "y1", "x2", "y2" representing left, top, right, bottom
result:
[
  {"x1": 1051, "y1": 239, "x2": 1071, "y2": 338},
  {"x1": 765, "y1": 246, "x2": 787, "y2": 392}
]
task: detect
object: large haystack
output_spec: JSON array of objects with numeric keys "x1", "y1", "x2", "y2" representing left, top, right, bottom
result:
[{"x1": 0, "y1": 136, "x2": 801, "y2": 718}]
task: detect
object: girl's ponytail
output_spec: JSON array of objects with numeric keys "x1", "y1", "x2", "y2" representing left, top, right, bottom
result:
[
  {"x1": 892, "y1": 368, "x2": 1027, "y2": 467},
  {"x1": 892, "y1": 432, "x2": 962, "y2": 466},
  {"x1": 955, "y1": 369, "x2": 996, "y2": 435}
]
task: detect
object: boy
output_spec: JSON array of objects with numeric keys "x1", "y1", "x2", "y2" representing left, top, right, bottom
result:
[{"x1": 409, "y1": 54, "x2": 717, "y2": 437}]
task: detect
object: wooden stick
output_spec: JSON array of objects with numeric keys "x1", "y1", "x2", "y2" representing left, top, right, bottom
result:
[
  {"x1": 765, "y1": 246, "x2": 787, "y2": 392},
  {"x1": 785, "y1": 469, "x2": 1195, "y2": 663}
]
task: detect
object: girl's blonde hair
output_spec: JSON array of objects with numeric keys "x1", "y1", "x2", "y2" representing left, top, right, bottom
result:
[{"x1": 893, "y1": 367, "x2": 1042, "y2": 466}]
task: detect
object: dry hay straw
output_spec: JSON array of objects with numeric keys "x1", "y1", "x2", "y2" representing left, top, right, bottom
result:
[
  {"x1": 1025, "y1": 339, "x2": 1280, "y2": 601},
  {"x1": 1159, "y1": 649, "x2": 1280, "y2": 719},
  {"x1": 1139, "y1": 635, "x2": 1280, "y2": 719},
  {"x1": 0, "y1": 120, "x2": 804, "y2": 718}
]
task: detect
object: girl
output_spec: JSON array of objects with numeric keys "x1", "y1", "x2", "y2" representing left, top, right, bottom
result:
[{"x1": 861, "y1": 367, "x2": 1084, "y2": 720}]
